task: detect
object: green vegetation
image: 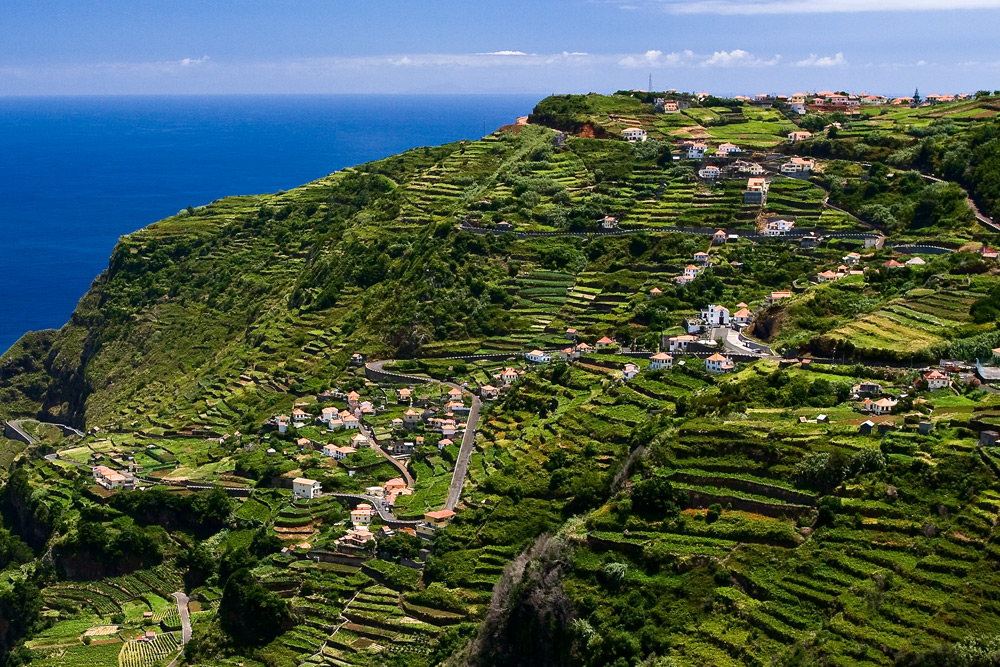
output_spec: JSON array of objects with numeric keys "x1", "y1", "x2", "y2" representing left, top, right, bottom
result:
[{"x1": 2, "y1": 91, "x2": 1000, "y2": 666}]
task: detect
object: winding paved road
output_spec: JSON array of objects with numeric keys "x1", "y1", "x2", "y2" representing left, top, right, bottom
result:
[
  {"x1": 164, "y1": 591, "x2": 191, "y2": 667},
  {"x1": 365, "y1": 360, "x2": 483, "y2": 511}
]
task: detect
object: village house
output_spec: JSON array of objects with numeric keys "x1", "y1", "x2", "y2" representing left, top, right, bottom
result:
[
  {"x1": 698, "y1": 165, "x2": 721, "y2": 180},
  {"x1": 700, "y1": 304, "x2": 731, "y2": 327},
  {"x1": 852, "y1": 381, "x2": 883, "y2": 397},
  {"x1": 323, "y1": 444, "x2": 356, "y2": 460},
  {"x1": 622, "y1": 363, "x2": 640, "y2": 381},
  {"x1": 525, "y1": 349, "x2": 551, "y2": 364},
  {"x1": 479, "y1": 384, "x2": 500, "y2": 400},
  {"x1": 351, "y1": 503, "x2": 376, "y2": 527},
  {"x1": 318, "y1": 406, "x2": 338, "y2": 426},
  {"x1": 687, "y1": 142, "x2": 707, "y2": 159},
  {"x1": 732, "y1": 307, "x2": 753, "y2": 326},
  {"x1": 981, "y1": 245, "x2": 999, "y2": 259},
  {"x1": 397, "y1": 387, "x2": 411, "y2": 403},
  {"x1": 735, "y1": 160, "x2": 766, "y2": 175},
  {"x1": 717, "y1": 142, "x2": 741, "y2": 156},
  {"x1": 649, "y1": 287, "x2": 663, "y2": 299},
  {"x1": 763, "y1": 216, "x2": 795, "y2": 236},
  {"x1": 437, "y1": 438, "x2": 454, "y2": 451},
  {"x1": 666, "y1": 334, "x2": 698, "y2": 352},
  {"x1": 351, "y1": 433, "x2": 370, "y2": 448},
  {"x1": 816, "y1": 270, "x2": 839, "y2": 283},
  {"x1": 684, "y1": 264, "x2": 700, "y2": 280},
  {"x1": 905, "y1": 256, "x2": 926, "y2": 266},
  {"x1": 291, "y1": 408, "x2": 310, "y2": 427},
  {"x1": 558, "y1": 347, "x2": 575, "y2": 362},
  {"x1": 843, "y1": 251, "x2": 861, "y2": 265},
  {"x1": 341, "y1": 412, "x2": 360, "y2": 429},
  {"x1": 692, "y1": 251, "x2": 709, "y2": 265},
  {"x1": 705, "y1": 352, "x2": 735, "y2": 374},
  {"x1": 863, "y1": 397, "x2": 898, "y2": 415},
  {"x1": 93, "y1": 465, "x2": 135, "y2": 491},
  {"x1": 565, "y1": 328, "x2": 578, "y2": 339},
  {"x1": 347, "y1": 391, "x2": 361, "y2": 409},
  {"x1": 403, "y1": 408, "x2": 421, "y2": 428},
  {"x1": 683, "y1": 318, "x2": 702, "y2": 334},
  {"x1": 423, "y1": 509, "x2": 456, "y2": 529},
  {"x1": 768, "y1": 291, "x2": 792, "y2": 305},
  {"x1": 781, "y1": 157, "x2": 815, "y2": 175},
  {"x1": 601, "y1": 216, "x2": 619, "y2": 230},
  {"x1": 744, "y1": 177, "x2": 769, "y2": 205},
  {"x1": 882, "y1": 259, "x2": 904, "y2": 269},
  {"x1": 923, "y1": 370, "x2": 951, "y2": 391},
  {"x1": 292, "y1": 477, "x2": 322, "y2": 500},
  {"x1": 788, "y1": 131, "x2": 814, "y2": 142},
  {"x1": 390, "y1": 440, "x2": 414, "y2": 455},
  {"x1": 859, "y1": 420, "x2": 876, "y2": 435},
  {"x1": 575, "y1": 342, "x2": 591, "y2": 356},
  {"x1": 649, "y1": 352, "x2": 674, "y2": 370},
  {"x1": 622, "y1": 127, "x2": 648, "y2": 142},
  {"x1": 498, "y1": 367, "x2": 521, "y2": 385},
  {"x1": 713, "y1": 229, "x2": 728, "y2": 244},
  {"x1": 596, "y1": 336, "x2": 616, "y2": 349}
]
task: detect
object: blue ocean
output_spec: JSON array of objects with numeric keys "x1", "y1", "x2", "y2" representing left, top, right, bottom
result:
[{"x1": 0, "y1": 94, "x2": 538, "y2": 353}]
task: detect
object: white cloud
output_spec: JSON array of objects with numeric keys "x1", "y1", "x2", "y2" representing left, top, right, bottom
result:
[
  {"x1": 700, "y1": 50, "x2": 780, "y2": 67},
  {"x1": 629, "y1": 0, "x2": 1000, "y2": 13},
  {"x1": 796, "y1": 52, "x2": 848, "y2": 67},
  {"x1": 178, "y1": 56, "x2": 210, "y2": 67},
  {"x1": 479, "y1": 50, "x2": 529, "y2": 56}
]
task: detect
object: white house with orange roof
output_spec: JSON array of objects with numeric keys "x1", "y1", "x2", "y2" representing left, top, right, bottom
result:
[
  {"x1": 744, "y1": 177, "x2": 769, "y2": 205},
  {"x1": 788, "y1": 131, "x2": 813, "y2": 142},
  {"x1": 763, "y1": 217, "x2": 795, "y2": 236},
  {"x1": 732, "y1": 307, "x2": 753, "y2": 326},
  {"x1": 649, "y1": 352, "x2": 674, "y2": 370},
  {"x1": 480, "y1": 384, "x2": 500, "y2": 400},
  {"x1": 601, "y1": 216, "x2": 619, "y2": 230},
  {"x1": 596, "y1": 336, "x2": 616, "y2": 349},
  {"x1": 575, "y1": 342, "x2": 591, "y2": 356},
  {"x1": 498, "y1": 367, "x2": 521, "y2": 385},
  {"x1": 525, "y1": 349, "x2": 551, "y2": 364},
  {"x1": 93, "y1": 465, "x2": 134, "y2": 491},
  {"x1": 694, "y1": 251, "x2": 710, "y2": 263},
  {"x1": 291, "y1": 408, "x2": 310, "y2": 427},
  {"x1": 351, "y1": 432, "x2": 370, "y2": 448},
  {"x1": 713, "y1": 229, "x2": 728, "y2": 244},
  {"x1": 717, "y1": 142, "x2": 741, "y2": 155},
  {"x1": 351, "y1": 503, "x2": 376, "y2": 527},
  {"x1": 319, "y1": 406, "x2": 338, "y2": 425},
  {"x1": 648, "y1": 287, "x2": 662, "y2": 299},
  {"x1": 923, "y1": 370, "x2": 951, "y2": 391},
  {"x1": 768, "y1": 291, "x2": 792, "y2": 305},
  {"x1": 843, "y1": 252, "x2": 861, "y2": 265},
  {"x1": 667, "y1": 334, "x2": 698, "y2": 352},
  {"x1": 323, "y1": 444, "x2": 356, "y2": 460},
  {"x1": 863, "y1": 397, "x2": 897, "y2": 415},
  {"x1": 684, "y1": 265, "x2": 700, "y2": 280},
  {"x1": 698, "y1": 165, "x2": 721, "y2": 180},
  {"x1": 704, "y1": 353, "x2": 735, "y2": 374},
  {"x1": 781, "y1": 157, "x2": 816, "y2": 174},
  {"x1": 687, "y1": 142, "x2": 707, "y2": 159},
  {"x1": 341, "y1": 411, "x2": 360, "y2": 429}
]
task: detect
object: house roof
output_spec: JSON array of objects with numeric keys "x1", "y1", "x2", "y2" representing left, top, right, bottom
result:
[
  {"x1": 650, "y1": 287, "x2": 662, "y2": 294},
  {"x1": 734, "y1": 308, "x2": 752, "y2": 318},
  {"x1": 651, "y1": 352, "x2": 673, "y2": 361},
  {"x1": 925, "y1": 370, "x2": 948, "y2": 380},
  {"x1": 425, "y1": 509, "x2": 456, "y2": 520},
  {"x1": 528, "y1": 349, "x2": 546, "y2": 356},
  {"x1": 597, "y1": 336, "x2": 614, "y2": 344},
  {"x1": 293, "y1": 477, "x2": 318, "y2": 486},
  {"x1": 706, "y1": 353, "x2": 729, "y2": 362},
  {"x1": 669, "y1": 334, "x2": 698, "y2": 342}
]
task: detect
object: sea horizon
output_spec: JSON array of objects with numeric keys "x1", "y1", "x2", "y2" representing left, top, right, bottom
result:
[{"x1": 0, "y1": 93, "x2": 540, "y2": 354}]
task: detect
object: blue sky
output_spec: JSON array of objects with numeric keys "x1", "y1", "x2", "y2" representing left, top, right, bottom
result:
[{"x1": 2, "y1": 0, "x2": 999, "y2": 96}]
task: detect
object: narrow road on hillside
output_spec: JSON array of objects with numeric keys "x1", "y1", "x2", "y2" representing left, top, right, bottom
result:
[
  {"x1": 921, "y1": 173, "x2": 999, "y2": 232},
  {"x1": 365, "y1": 360, "x2": 482, "y2": 511},
  {"x1": 165, "y1": 591, "x2": 191, "y2": 667},
  {"x1": 360, "y1": 422, "x2": 414, "y2": 487}
]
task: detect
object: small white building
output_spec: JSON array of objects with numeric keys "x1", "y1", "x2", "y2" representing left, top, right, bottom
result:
[
  {"x1": 323, "y1": 444, "x2": 356, "y2": 460},
  {"x1": 694, "y1": 251, "x2": 710, "y2": 264},
  {"x1": 704, "y1": 353, "x2": 735, "y2": 374},
  {"x1": 601, "y1": 216, "x2": 619, "y2": 230},
  {"x1": 292, "y1": 477, "x2": 321, "y2": 500},
  {"x1": 622, "y1": 127, "x2": 648, "y2": 142},
  {"x1": 525, "y1": 349, "x2": 551, "y2": 364},
  {"x1": 687, "y1": 142, "x2": 707, "y2": 159},
  {"x1": 732, "y1": 308, "x2": 753, "y2": 326},
  {"x1": 667, "y1": 334, "x2": 698, "y2": 352},
  {"x1": 700, "y1": 304, "x2": 731, "y2": 327},
  {"x1": 863, "y1": 397, "x2": 897, "y2": 415},
  {"x1": 698, "y1": 165, "x2": 721, "y2": 180},
  {"x1": 781, "y1": 157, "x2": 815, "y2": 174},
  {"x1": 622, "y1": 363, "x2": 640, "y2": 381},
  {"x1": 788, "y1": 131, "x2": 813, "y2": 142},
  {"x1": 717, "y1": 142, "x2": 741, "y2": 155},
  {"x1": 843, "y1": 252, "x2": 861, "y2": 265},
  {"x1": 93, "y1": 465, "x2": 134, "y2": 491},
  {"x1": 649, "y1": 352, "x2": 674, "y2": 370}
]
